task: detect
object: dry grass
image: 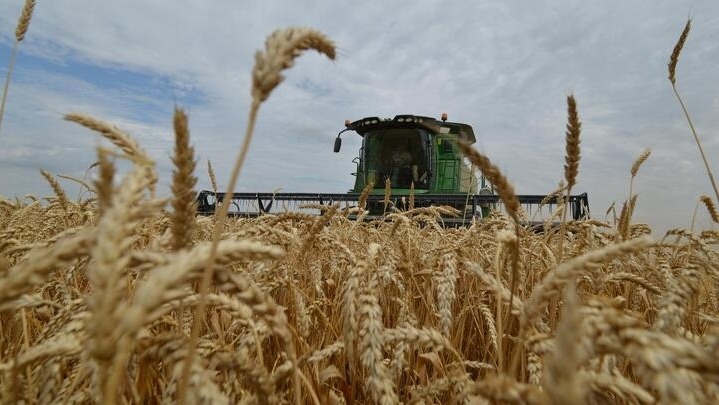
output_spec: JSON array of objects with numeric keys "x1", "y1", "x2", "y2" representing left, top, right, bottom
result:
[{"x1": 1, "y1": 20, "x2": 719, "y2": 405}]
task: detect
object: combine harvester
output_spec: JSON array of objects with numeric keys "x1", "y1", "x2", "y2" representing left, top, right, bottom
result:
[{"x1": 196, "y1": 114, "x2": 590, "y2": 226}]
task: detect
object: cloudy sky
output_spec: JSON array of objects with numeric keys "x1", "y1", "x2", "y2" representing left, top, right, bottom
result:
[{"x1": 0, "y1": 0, "x2": 717, "y2": 233}]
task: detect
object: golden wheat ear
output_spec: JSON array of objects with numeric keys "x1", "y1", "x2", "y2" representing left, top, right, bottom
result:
[
  {"x1": 457, "y1": 141, "x2": 519, "y2": 223},
  {"x1": 207, "y1": 160, "x2": 218, "y2": 193},
  {"x1": 630, "y1": 148, "x2": 651, "y2": 178},
  {"x1": 170, "y1": 107, "x2": 197, "y2": 251},
  {"x1": 700, "y1": 195, "x2": 719, "y2": 224},
  {"x1": 40, "y1": 170, "x2": 69, "y2": 212},
  {"x1": 563, "y1": 95, "x2": 581, "y2": 191},
  {"x1": 15, "y1": 0, "x2": 36, "y2": 42},
  {"x1": 252, "y1": 28, "x2": 336, "y2": 104},
  {"x1": 93, "y1": 147, "x2": 115, "y2": 217},
  {"x1": 668, "y1": 19, "x2": 691, "y2": 85}
]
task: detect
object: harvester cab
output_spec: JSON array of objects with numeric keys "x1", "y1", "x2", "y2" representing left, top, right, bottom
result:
[
  {"x1": 196, "y1": 113, "x2": 590, "y2": 225},
  {"x1": 333, "y1": 114, "x2": 482, "y2": 195}
]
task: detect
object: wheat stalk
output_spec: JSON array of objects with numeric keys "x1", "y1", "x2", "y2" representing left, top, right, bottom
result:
[
  {"x1": 183, "y1": 29, "x2": 336, "y2": 405},
  {"x1": 383, "y1": 176, "x2": 391, "y2": 214},
  {"x1": 667, "y1": 19, "x2": 719, "y2": 205},
  {"x1": 85, "y1": 164, "x2": 153, "y2": 404},
  {"x1": 542, "y1": 282, "x2": 586, "y2": 405},
  {"x1": 457, "y1": 141, "x2": 523, "y2": 346},
  {"x1": 625, "y1": 148, "x2": 651, "y2": 235},
  {"x1": 359, "y1": 290, "x2": 398, "y2": 404},
  {"x1": 0, "y1": 0, "x2": 36, "y2": 137},
  {"x1": 558, "y1": 94, "x2": 582, "y2": 266}
]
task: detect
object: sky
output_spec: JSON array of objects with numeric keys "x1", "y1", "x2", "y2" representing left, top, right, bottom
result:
[{"x1": 0, "y1": 0, "x2": 718, "y2": 234}]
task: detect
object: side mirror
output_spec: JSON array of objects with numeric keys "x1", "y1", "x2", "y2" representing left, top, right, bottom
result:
[{"x1": 333, "y1": 137, "x2": 342, "y2": 153}]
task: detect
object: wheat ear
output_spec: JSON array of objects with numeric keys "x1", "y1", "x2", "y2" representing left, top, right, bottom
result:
[
  {"x1": 15, "y1": 0, "x2": 35, "y2": 42},
  {"x1": 64, "y1": 113, "x2": 152, "y2": 165},
  {"x1": 457, "y1": 141, "x2": 519, "y2": 223},
  {"x1": 563, "y1": 95, "x2": 581, "y2": 192},
  {"x1": 181, "y1": 27, "x2": 335, "y2": 405},
  {"x1": 93, "y1": 148, "x2": 115, "y2": 217},
  {"x1": 542, "y1": 282, "x2": 586, "y2": 405},
  {"x1": 170, "y1": 108, "x2": 197, "y2": 251},
  {"x1": 617, "y1": 194, "x2": 638, "y2": 241},
  {"x1": 117, "y1": 240, "x2": 284, "y2": 346},
  {"x1": 628, "y1": 148, "x2": 651, "y2": 210},
  {"x1": 40, "y1": 170, "x2": 69, "y2": 212},
  {"x1": 700, "y1": 195, "x2": 719, "y2": 224},
  {"x1": 86, "y1": 164, "x2": 153, "y2": 404},
  {"x1": 0, "y1": 231, "x2": 90, "y2": 307},
  {"x1": 358, "y1": 181, "x2": 373, "y2": 213},
  {"x1": 622, "y1": 148, "x2": 651, "y2": 239},
  {"x1": 521, "y1": 235, "x2": 653, "y2": 332},
  {"x1": 668, "y1": 19, "x2": 691, "y2": 85},
  {"x1": 668, "y1": 19, "x2": 719, "y2": 205},
  {"x1": 437, "y1": 251, "x2": 458, "y2": 337},
  {"x1": 359, "y1": 279, "x2": 398, "y2": 404},
  {"x1": 207, "y1": 160, "x2": 218, "y2": 194},
  {"x1": 0, "y1": 0, "x2": 36, "y2": 137},
  {"x1": 630, "y1": 148, "x2": 652, "y2": 178},
  {"x1": 558, "y1": 95, "x2": 582, "y2": 264},
  {"x1": 383, "y1": 176, "x2": 391, "y2": 214}
]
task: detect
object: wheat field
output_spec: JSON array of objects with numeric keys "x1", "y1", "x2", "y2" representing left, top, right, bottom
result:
[
  {"x1": 1, "y1": 163, "x2": 719, "y2": 404},
  {"x1": 1, "y1": 3, "x2": 719, "y2": 404}
]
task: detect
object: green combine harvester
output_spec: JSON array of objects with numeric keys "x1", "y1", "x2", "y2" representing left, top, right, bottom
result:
[{"x1": 196, "y1": 114, "x2": 589, "y2": 225}]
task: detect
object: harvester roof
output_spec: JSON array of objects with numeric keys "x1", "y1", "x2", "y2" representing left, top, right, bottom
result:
[{"x1": 346, "y1": 114, "x2": 476, "y2": 144}]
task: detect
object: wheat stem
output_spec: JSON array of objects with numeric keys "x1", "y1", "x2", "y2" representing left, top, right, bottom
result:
[
  {"x1": 181, "y1": 30, "x2": 335, "y2": 405},
  {"x1": 180, "y1": 100, "x2": 260, "y2": 404},
  {"x1": 671, "y1": 84, "x2": 719, "y2": 205},
  {"x1": 667, "y1": 19, "x2": 719, "y2": 206},
  {"x1": 0, "y1": 42, "x2": 19, "y2": 137},
  {"x1": 559, "y1": 94, "x2": 581, "y2": 262}
]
